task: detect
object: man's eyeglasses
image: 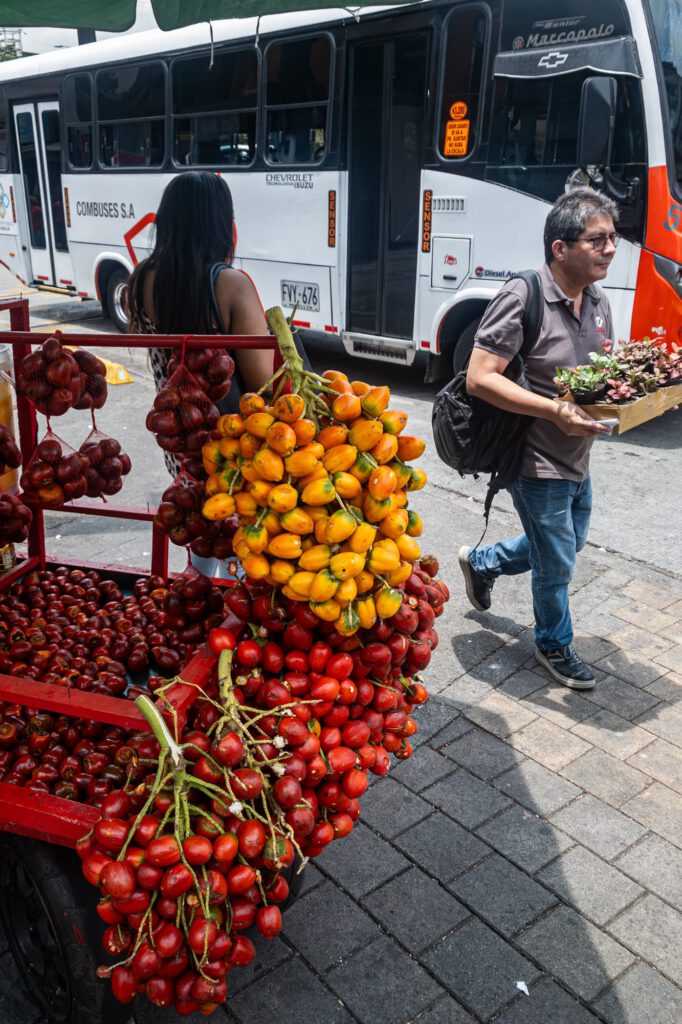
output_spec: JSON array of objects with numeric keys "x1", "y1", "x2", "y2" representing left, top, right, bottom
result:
[{"x1": 569, "y1": 232, "x2": 621, "y2": 252}]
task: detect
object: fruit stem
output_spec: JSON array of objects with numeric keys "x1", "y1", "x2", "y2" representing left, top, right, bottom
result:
[{"x1": 136, "y1": 694, "x2": 186, "y2": 772}]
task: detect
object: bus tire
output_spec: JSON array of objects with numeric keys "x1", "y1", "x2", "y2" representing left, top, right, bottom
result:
[
  {"x1": 0, "y1": 833, "x2": 131, "y2": 1024},
  {"x1": 105, "y1": 267, "x2": 130, "y2": 333},
  {"x1": 452, "y1": 317, "x2": 481, "y2": 376}
]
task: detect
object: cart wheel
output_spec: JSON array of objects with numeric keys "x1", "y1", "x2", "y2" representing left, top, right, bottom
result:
[
  {"x1": 0, "y1": 834, "x2": 131, "y2": 1024},
  {"x1": 106, "y1": 267, "x2": 130, "y2": 333}
]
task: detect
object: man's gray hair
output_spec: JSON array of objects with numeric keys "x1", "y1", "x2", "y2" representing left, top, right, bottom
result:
[{"x1": 544, "y1": 188, "x2": 619, "y2": 263}]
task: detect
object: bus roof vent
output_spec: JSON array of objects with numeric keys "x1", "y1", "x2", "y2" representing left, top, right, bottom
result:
[{"x1": 433, "y1": 197, "x2": 466, "y2": 213}]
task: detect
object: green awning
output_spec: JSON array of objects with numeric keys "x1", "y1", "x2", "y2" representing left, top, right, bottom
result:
[{"x1": 0, "y1": 0, "x2": 415, "y2": 33}]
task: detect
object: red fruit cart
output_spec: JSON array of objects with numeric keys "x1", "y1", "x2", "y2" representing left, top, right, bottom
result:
[{"x1": 0, "y1": 298, "x2": 278, "y2": 1024}]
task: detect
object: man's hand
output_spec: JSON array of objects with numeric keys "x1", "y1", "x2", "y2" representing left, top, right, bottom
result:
[{"x1": 553, "y1": 402, "x2": 611, "y2": 437}]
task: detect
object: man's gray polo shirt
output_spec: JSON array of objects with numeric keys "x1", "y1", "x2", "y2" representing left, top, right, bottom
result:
[{"x1": 473, "y1": 263, "x2": 614, "y2": 481}]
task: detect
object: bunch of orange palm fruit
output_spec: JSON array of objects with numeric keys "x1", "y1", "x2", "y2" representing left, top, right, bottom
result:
[{"x1": 200, "y1": 308, "x2": 427, "y2": 637}]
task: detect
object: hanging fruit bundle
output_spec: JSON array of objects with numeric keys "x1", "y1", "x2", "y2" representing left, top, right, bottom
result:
[{"x1": 201, "y1": 308, "x2": 428, "y2": 638}]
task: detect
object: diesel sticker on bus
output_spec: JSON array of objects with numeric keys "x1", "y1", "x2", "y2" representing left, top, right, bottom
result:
[{"x1": 443, "y1": 102, "x2": 470, "y2": 158}]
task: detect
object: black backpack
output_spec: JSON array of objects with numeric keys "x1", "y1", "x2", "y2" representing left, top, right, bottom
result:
[{"x1": 432, "y1": 270, "x2": 544, "y2": 524}]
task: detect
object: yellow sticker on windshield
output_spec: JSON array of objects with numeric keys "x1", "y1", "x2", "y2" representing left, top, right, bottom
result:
[{"x1": 444, "y1": 119, "x2": 470, "y2": 157}]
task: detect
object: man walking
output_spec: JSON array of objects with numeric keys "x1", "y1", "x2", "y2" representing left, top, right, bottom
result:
[{"x1": 459, "y1": 188, "x2": 617, "y2": 689}]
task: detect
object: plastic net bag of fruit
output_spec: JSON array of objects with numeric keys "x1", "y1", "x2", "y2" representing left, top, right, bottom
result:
[
  {"x1": 167, "y1": 346, "x2": 235, "y2": 403},
  {"x1": 145, "y1": 364, "x2": 219, "y2": 455},
  {"x1": 71, "y1": 348, "x2": 108, "y2": 411},
  {"x1": 19, "y1": 428, "x2": 89, "y2": 507},
  {"x1": 0, "y1": 423, "x2": 22, "y2": 476},
  {"x1": 154, "y1": 468, "x2": 237, "y2": 559},
  {"x1": 15, "y1": 333, "x2": 83, "y2": 417},
  {"x1": 79, "y1": 427, "x2": 132, "y2": 499},
  {"x1": 0, "y1": 490, "x2": 32, "y2": 543}
]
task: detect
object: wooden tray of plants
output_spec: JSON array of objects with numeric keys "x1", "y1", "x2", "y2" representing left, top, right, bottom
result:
[{"x1": 555, "y1": 339, "x2": 682, "y2": 435}]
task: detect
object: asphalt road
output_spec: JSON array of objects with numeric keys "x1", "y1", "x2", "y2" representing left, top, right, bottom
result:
[{"x1": 1, "y1": 269, "x2": 681, "y2": 578}]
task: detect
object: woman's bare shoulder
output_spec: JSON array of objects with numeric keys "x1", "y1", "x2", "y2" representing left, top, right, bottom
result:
[{"x1": 214, "y1": 266, "x2": 258, "y2": 302}]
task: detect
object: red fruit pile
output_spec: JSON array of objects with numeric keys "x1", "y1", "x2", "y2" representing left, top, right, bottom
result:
[
  {"x1": 19, "y1": 432, "x2": 88, "y2": 508},
  {"x1": 167, "y1": 348, "x2": 235, "y2": 404},
  {"x1": 0, "y1": 706, "x2": 155, "y2": 804},
  {"x1": 158, "y1": 573, "x2": 227, "y2": 649},
  {"x1": 0, "y1": 423, "x2": 22, "y2": 476},
  {"x1": 72, "y1": 348, "x2": 108, "y2": 410},
  {"x1": 145, "y1": 366, "x2": 219, "y2": 456},
  {"x1": 154, "y1": 472, "x2": 237, "y2": 560},
  {"x1": 80, "y1": 431, "x2": 132, "y2": 498},
  {"x1": 16, "y1": 335, "x2": 83, "y2": 416},
  {"x1": 0, "y1": 568, "x2": 223, "y2": 693},
  {"x1": 0, "y1": 491, "x2": 32, "y2": 544}
]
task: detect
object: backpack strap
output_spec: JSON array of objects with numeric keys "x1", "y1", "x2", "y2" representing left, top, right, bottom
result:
[{"x1": 511, "y1": 269, "x2": 543, "y2": 362}]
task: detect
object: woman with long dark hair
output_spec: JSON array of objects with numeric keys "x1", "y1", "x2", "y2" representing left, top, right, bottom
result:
[
  {"x1": 127, "y1": 170, "x2": 272, "y2": 403},
  {"x1": 127, "y1": 171, "x2": 273, "y2": 576}
]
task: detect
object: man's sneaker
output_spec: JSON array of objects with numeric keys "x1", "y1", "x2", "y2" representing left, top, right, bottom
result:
[
  {"x1": 458, "y1": 545, "x2": 494, "y2": 611},
  {"x1": 535, "y1": 645, "x2": 595, "y2": 690}
]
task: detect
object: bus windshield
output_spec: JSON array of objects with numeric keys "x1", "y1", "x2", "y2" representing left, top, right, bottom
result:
[{"x1": 647, "y1": 0, "x2": 682, "y2": 188}]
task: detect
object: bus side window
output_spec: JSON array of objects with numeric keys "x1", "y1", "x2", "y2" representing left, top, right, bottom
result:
[
  {"x1": 265, "y1": 35, "x2": 331, "y2": 165},
  {"x1": 64, "y1": 73, "x2": 93, "y2": 169},
  {"x1": 171, "y1": 48, "x2": 258, "y2": 168},
  {"x1": 96, "y1": 63, "x2": 165, "y2": 169}
]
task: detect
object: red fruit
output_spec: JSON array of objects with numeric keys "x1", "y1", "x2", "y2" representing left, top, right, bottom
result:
[
  {"x1": 100, "y1": 860, "x2": 136, "y2": 900},
  {"x1": 237, "y1": 819, "x2": 266, "y2": 858},
  {"x1": 307, "y1": 641, "x2": 331, "y2": 672},
  {"x1": 191, "y1": 976, "x2": 226, "y2": 1004},
  {"x1": 145, "y1": 835, "x2": 181, "y2": 867},
  {"x1": 236, "y1": 639, "x2": 261, "y2": 668},
  {"x1": 228, "y1": 934, "x2": 256, "y2": 967},
  {"x1": 188, "y1": 918, "x2": 218, "y2": 955},
  {"x1": 307, "y1": 820, "x2": 335, "y2": 849},
  {"x1": 256, "y1": 905, "x2": 282, "y2": 939},
  {"x1": 102, "y1": 923, "x2": 132, "y2": 956},
  {"x1": 82, "y1": 851, "x2": 112, "y2": 886},
  {"x1": 212, "y1": 731, "x2": 244, "y2": 767},
  {"x1": 231, "y1": 897, "x2": 257, "y2": 931},
  {"x1": 111, "y1": 966, "x2": 137, "y2": 1005},
  {"x1": 231, "y1": 767, "x2": 264, "y2": 801},
  {"x1": 96, "y1": 898, "x2": 124, "y2": 925},
  {"x1": 227, "y1": 864, "x2": 257, "y2": 895},
  {"x1": 132, "y1": 942, "x2": 162, "y2": 981},
  {"x1": 206, "y1": 627, "x2": 237, "y2": 653},
  {"x1": 161, "y1": 863, "x2": 194, "y2": 899},
  {"x1": 93, "y1": 817, "x2": 129, "y2": 852},
  {"x1": 146, "y1": 977, "x2": 174, "y2": 1008},
  {"x1": 212, "y1": 833, "x2": 238, "y2": 864},
  {"x1": 342, "y1": 767, "x2": 368, "y2": 799},
  {"x1": 182, "y1": 835, "x2": 213, "y2": 865},
  {"x1": 155, "y1": 922, "x2": 185, "y2": 959},
  {"x1": 330, "y1": 812, "x2": 354, "y2": 839},
  {"x1": 327, "y1": 746, "x2": 357, "y2": 775},
  {"x1": 137, "y1": 862, "x2": 164, "y2": 891},
  {"x1": 342, "y1": 720, "x2": 371, "y2": 749},
  {"x1": 286, "y1": 805, "x2": 315, "y2": 837},
  {"x1": 134, "y1": 814, "x2": 160, "y2": 847},
  {"x1": 261, "y1": 641, "x2": 285, "y2": 673},
  {"x1": 272, "y1": 775, "x2": 302, "y2": 809},
  {"x1": 277, "y1": 716, "x2": 309, "y2": 747}
]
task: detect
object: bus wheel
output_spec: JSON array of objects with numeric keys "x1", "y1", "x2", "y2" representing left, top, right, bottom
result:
[
  {"x1": 452, "y1": 318, "x2": 480, "y2": 376},
  {"x1": 106, "y1": 268, "x2": 130, "y2": 333},
  {"x1": 0, "y1": 834, "x2": 131, "y2": 1024}
]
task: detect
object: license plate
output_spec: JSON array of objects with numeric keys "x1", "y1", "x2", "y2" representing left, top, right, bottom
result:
[{"x1": 281, "y1": 280, "x2": 320, "y2": 313}]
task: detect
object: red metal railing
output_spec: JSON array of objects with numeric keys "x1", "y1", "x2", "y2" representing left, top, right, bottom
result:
[{"x1": 0, "y1": 299, "x2": 275, "y2": 845}]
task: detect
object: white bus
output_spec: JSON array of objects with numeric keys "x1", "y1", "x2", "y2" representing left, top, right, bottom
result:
[{"x1": 0, "y1": 0, "x2": 679, "y2": 380}]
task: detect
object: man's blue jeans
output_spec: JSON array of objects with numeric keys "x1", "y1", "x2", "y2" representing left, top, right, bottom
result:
[{"x1": 469, "y1": 476, "x2": 592, "y2": 651}]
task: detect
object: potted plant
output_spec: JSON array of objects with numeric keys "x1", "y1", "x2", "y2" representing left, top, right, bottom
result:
[{"x1": 553, "y1": 364, "x2": 610, "y2": 404}]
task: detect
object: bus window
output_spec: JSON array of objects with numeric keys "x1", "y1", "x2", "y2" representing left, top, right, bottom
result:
[
  {"x1": 486, "y1": 72, "x2": 646, "y2": 209},
  {"x1": 172, "y1": 48, "x2": 258, "y2": 166},
  {"x1": 647, "y1": 0, "x2": 682, "y2": 189},
  {"x1": 96, "y1": 63, "x2": 165, "y2": 168},
  {"x1": 64, "y1": 73, "x2": 92, "y2": 169},
  {"x1": 41, "y1": 109, "x2": 68, "y2": 251},
  {"x1": 16, "y1": 112, "x2": 45, "y2": 248},
  {"x1": 265, "y1": 35, "x2": 331, "y2": 164},
  {"x1": 438, "y1": 6, "x2": 488, "y2": 160}
]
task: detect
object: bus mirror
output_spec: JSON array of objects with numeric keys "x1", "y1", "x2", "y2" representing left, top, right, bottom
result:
[{"x1": 577, "y1": 76, "x2": 616, "y2": 170}]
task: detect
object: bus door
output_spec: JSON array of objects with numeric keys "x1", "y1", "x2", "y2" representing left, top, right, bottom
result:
[
  {"x1": 13, "y1": 101, "x2": 73, "y2": 288},
  {"x1": 347, "y1": 32, "x2": 428, "y2": 342}
]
